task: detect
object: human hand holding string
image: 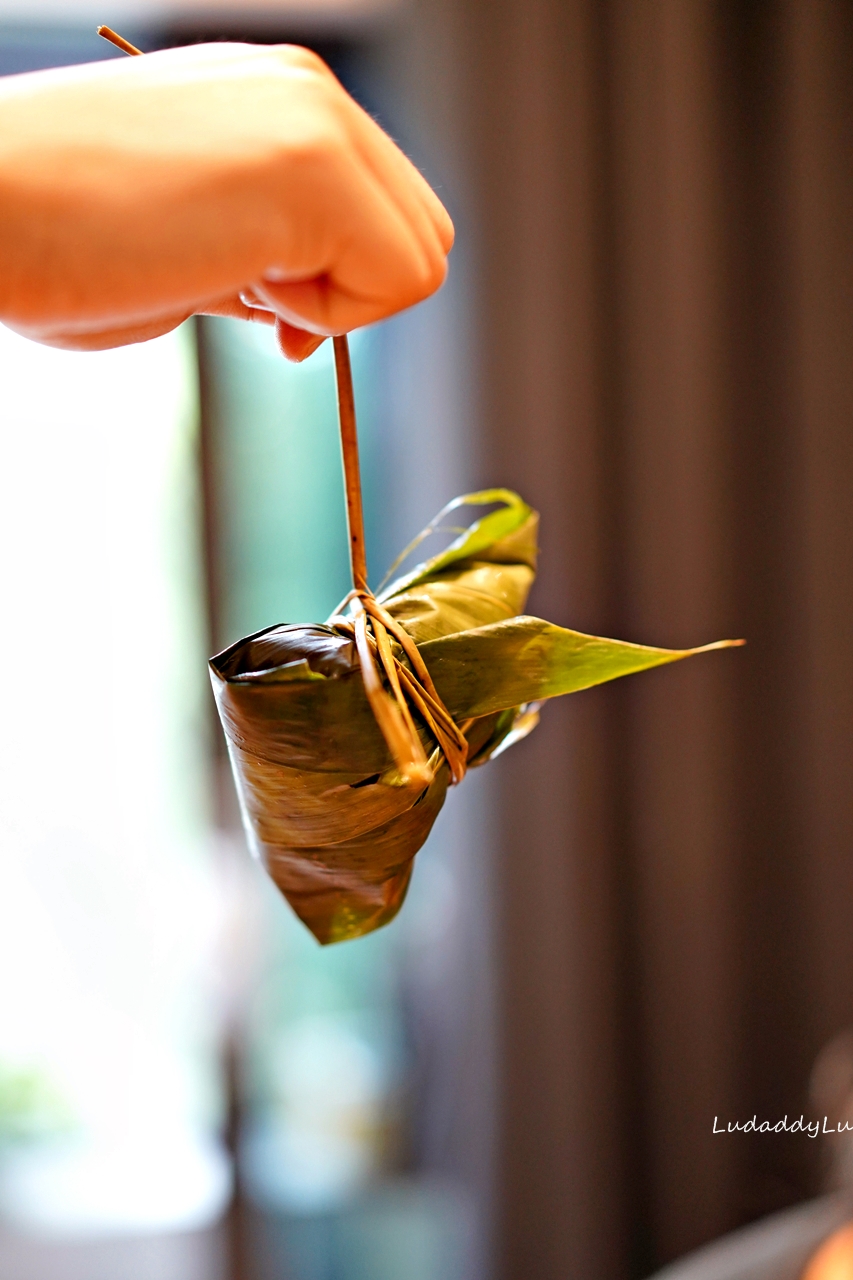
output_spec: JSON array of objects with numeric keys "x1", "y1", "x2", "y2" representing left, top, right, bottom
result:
[{"x1": 0, "y1": 40, "x2": 453, "y2": 358}]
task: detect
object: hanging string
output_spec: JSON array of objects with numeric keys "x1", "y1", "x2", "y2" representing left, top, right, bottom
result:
[
  {"x1": 97, "y1": 26, "x2": 143, "y2": 56},
  {"x1": 330, "y1": 336, "x2": 468, "y2": 788}
]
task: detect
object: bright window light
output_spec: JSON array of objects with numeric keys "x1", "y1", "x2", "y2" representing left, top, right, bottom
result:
[{"x1": 0, "y1": 323, "x2": 228, "y2": 1235}]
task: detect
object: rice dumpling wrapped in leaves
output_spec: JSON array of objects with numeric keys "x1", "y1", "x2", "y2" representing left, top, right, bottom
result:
[{"x1": 210, "y1": 489, "x2": 739, "y2": 944}]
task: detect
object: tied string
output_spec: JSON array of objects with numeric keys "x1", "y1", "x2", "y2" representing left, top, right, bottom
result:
[
  {"x1": 330, "y1": 589, "x2": 469, "y2": 787},
  {"x1": 331, "y1": 336, "x2": 468, "y2": 789}
]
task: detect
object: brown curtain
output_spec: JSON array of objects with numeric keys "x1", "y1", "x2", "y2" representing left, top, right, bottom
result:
[{"x1": 396, "y1": 1, "x2": 853, "y2": 1275}]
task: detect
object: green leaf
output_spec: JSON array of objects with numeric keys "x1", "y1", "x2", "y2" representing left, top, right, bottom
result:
[
  {"x1": 420, "y1": 617, "x2": 742, "y2": 720},
  {"x1": 376, "y1": 489, "x2": 534, "y2": 598}
]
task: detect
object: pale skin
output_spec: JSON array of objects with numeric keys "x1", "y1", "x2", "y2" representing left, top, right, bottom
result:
[{"x1": 0, "y1": 41, "x2": 454, "y2": 358}]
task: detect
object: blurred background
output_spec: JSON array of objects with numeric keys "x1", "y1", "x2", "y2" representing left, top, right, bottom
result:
[{"x1": 0, "y1": 3, "x2": 851, "y2": 1279}]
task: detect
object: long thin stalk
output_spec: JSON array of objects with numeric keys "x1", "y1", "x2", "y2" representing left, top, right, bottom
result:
[
  {"x1": 331, "y1": 336, "x2": 467, "y2": 785},
  {"x1": 333, "y1": 335, "x2": 369, "y2": 593},
  {"x1": 97, "y1": 25, "x2": 143, "y2": 56}
]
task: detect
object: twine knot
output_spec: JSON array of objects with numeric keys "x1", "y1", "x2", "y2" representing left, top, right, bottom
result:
[{"x1": 331, "y1": 587, "x2": 468, "y2": 788}]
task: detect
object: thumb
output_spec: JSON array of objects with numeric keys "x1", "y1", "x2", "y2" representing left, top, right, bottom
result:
[{"x1": 276, "y1": 319, "x2": 327, "y2": 363}]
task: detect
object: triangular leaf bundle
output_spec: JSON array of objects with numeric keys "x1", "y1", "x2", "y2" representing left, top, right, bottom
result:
[{"x1": 210, "y1": 491, "x2": 740, "y2": 944}]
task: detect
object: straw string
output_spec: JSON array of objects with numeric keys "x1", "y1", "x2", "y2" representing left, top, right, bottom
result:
[
  {"x1": 331, "y1": 335, "x2": 468, "y2": 788},
  {"x1": 97, "y1": 25, "x2": 143, "y2": 56}
]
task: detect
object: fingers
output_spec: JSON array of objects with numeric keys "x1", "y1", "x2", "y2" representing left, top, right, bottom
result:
[
  {"x1": 288, "y1": 44, "x2": 454, "y2": 259},
  {"x1": 347, "y1": 103, "x2": 454, "y2": 257},
  {"x1": 268, "y1": 42, "x2": 453, "y2": 259},
  {"x1": 254, "y1": 250, "x2": 447, "y2": 336},
  {"x1": 200, "y1": 289, "x2": 323, "y2": 362},
  {"x1": 245, "y1": 57, "x2": 453, "y2": 338},
  {"x1": 276, "y1": 319, "x2": 326, "y2": 362},
  {"x1": 251, "y1": 144, "x2": 449, "y2": 335},
  {"x1": 200, "y1": 292, "x2": 276, "y2": 325},
  {"x1": 202, "y1": 291, "x2": 323, "y2": 361},
  {"x1": 208, "y1": 71, "x2": 453, "y2": 343}
]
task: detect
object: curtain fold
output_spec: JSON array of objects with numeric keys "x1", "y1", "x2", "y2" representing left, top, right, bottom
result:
[{"x1": 407, "y1": 0, "x2": 853, "y2": 1274}]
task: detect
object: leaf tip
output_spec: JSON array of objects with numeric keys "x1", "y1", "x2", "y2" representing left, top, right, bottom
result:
[{"x1": 701, "y1": 637, "x2": 746, "y2": 651}]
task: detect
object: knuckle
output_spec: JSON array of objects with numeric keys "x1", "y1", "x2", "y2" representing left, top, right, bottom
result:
[
  {"x1": 438, "y1": 212, "x2": 455, "y2": 252},
  {"x1": 275, "y1": 44, "x2": 333, "y2": 78},
  {"x1": 282, "y1": 120, "x2": 346, "y2": 173},
  {"x1": 417, "y1": 250, "x2": 448, "y2": 297}
]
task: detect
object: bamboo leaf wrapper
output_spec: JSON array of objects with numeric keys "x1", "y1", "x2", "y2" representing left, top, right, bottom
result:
[{"x1": 210, "y1": 489, "x2": 740, "y2": 944}]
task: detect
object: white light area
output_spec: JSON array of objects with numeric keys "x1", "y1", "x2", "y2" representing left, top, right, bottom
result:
[
  {"x1": 0, "y1": 0, "x2": 401, "y2": 22},
  {"x1": 0, "y1": 1131, "x2": 230, "y2": 1235},
  {"x1": 242, "y1": 1014, "x2": 385, "y2": 1213},
  {"x1": 0, "y1": 323, "x2": 228, "y2": 1234}
]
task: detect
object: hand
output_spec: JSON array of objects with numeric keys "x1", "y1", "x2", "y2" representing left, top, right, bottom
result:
[{"x1": 0, "y1": 42, "x2": 453, "y2": 358}]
